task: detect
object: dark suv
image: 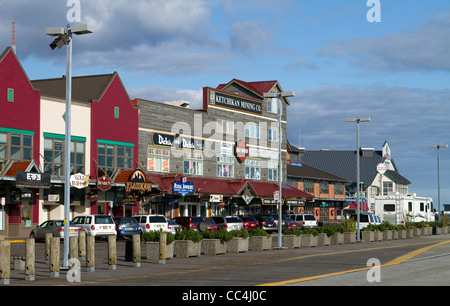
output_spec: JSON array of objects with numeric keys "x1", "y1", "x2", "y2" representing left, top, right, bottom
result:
[{"x1": 172, "y1": 216, "x2": 206, "y2": 232}]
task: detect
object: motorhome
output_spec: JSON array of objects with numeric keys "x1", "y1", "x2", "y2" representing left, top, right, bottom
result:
[{"x1": 374, "y1": 193, "x2": 434, "y2": 225}]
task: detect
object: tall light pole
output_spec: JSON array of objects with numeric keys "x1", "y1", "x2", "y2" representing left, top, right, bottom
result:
[
  {"x1": 429, "y1": 144, "x2": 448, "y2": 221},
  {"x1": 46, "y1": 24, "x2": 93, "y2": 269},
  {"x1": 264, "y1": 90, "x2": 295, "y2": 249},
  {"x1": 345, "y1": 117, "x2": 371, "y2": 242}
]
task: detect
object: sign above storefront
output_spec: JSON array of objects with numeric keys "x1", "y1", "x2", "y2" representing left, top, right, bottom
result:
[
  {"x1": 16, "y1": 171, "x2": 51, "y2": 189},
  {"x1": 235, "y1": 140, "x2": 249, "y2": 163},
  {"x1": 125, "y1": 169, "x2": 155, "y2": 193},
  {"x1": 152, "y1": 132, "x2": 204, "y2": 151},
  {"x1": 173, "y1": 180, "x2": 194, "y2": 197},
  {"x1": 97, "y1": 175, "x2": 111, "y2": 192},
  {"x1": 208, "y1": 89, "x2": 262, "y2": 115},
  {"x1": 70, "y1": 173, "x2": 89, "y2": 189}
]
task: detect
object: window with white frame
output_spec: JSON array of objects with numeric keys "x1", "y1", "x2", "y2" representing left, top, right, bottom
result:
[
  {"x1": 217, "y1": 118, "x2": 234, "y2": 135},
  {"x1": 245, "y1": 123, "x2": 260, "y2": 139},
  {"x1": 217, "y1": 155, "x2": 234, "y2": 178},
  {"x1": 183, "y1": 151, "x2": 203, "y2": 175},
  {"x1": 245, "y1": 159, "x2": 260, "y2": 180},
  {"x1": 268, "y1": 161, "x2": 278, "y2": 181},
  {"x1": 147, "y1": 146, "x2": 170, "y2": 172},
  {"x1": 268, "y1": 128, "x2": 278, "y2": 142},
  {"x1": 267, "y1": 97, "x2": 278, "y2": 114}
]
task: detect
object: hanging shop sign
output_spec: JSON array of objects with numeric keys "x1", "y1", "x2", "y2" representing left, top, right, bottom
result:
[
  {"x1": 209, "y1": 194, "x2": 223, "y2": 202},
  {"x1": 97, "y1": 175, "x2": 111, "y2": 192},
  {"x1": 16, "y1": 171, "x2": 51, "y2": 189},
  {"x1": 208, "y1": 88, "x2": 262, "y2": 115},
  {"x1": 173, "y1": 180, "x2": 195, "y2": 197},
  {"x1": 152, "y1": 132, "x2": 204, "y2": 151},
  {"x1": 70, "y1": 173, "x2": 89, "y2": 189},
  {"x1": 235, "y1": 140, "x2": 249, "y2": 163},
  {"x1": 125, "y1": 169, "x2": 154, "y2": 193}
]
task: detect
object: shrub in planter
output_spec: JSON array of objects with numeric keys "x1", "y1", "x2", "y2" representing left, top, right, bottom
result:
[
  {"x1": 142, "y1": 230, "x2": 175, "y2": 260},
  {"x1": 300, "y1": 227, "x2": 318, "y2": 247},
  {"x1": 249, "y1": 228, "x2": 271, "y2": 251},
  {"x1": 174, "y1": 228, "x2": 203, "y2": 258},
  {"x1": 282, "y1": 229, "x2": 302, "y2": 248},
  {"x1": 227, "y1": 229, "x2": 249, "y2": 253}
]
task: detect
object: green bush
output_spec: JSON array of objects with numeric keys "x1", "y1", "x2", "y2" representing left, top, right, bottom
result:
[
  {"x1": 318, "y1": 226, "x2": 337, "y2": 237},
  {"x1": 249, "y1": 228, "x2": 269, "y2": 237},
  {"x1": 174, "y1": 228, "x2": 203, "y2": 242},
  {"x1": 230, "y1": 228, "x2": 250, "y2": 239},
  {"x1": 338, "y1": 218, "x2": 356, "y2": 233},
  {"x1": 283, "y1": 228, "x2": 302, "y2": 236},
  {"x1": 300, "y1": 227, "x2": 319, "y2": 236},
  {"x1": 142, "y1": 230, "x2": 174, "y2": 245}
]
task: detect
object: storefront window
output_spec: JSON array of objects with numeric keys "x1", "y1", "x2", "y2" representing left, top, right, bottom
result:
[
  {"x1": 245, "y1": 159, "x2": 260, "y2": 180},
  {"x1": 98, "y1": 141, "x2": 133, "y2": 177},
  {"x1": 147, "y1": 146, "x2": 170, "y2": 172},
  {"x1": 44, "y1": 136, "x2": 85, "y2": 176},
  {"x1": 0, "y1": 131, "x2": 33, "y2": 165},
  {"x1": 183, "y1": 152, "x2": 203, "y2": 176},
  {"x1": 217, "y1": 155, "x2": 234, "y2": 178}
]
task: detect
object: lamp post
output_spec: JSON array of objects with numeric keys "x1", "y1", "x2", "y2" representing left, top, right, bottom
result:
[
  {"x1": 429, "y1": 144, "x2": 448, "y2": 221},
  {"x1": 345, "y1": 117, "x2": 371, "y2": 242},
  {"x1": 264, "y1": 91, "x2": 295, "y2": 249},
  {"x1": 46, "y1": 24, "x2": 93, "y2": 269}
]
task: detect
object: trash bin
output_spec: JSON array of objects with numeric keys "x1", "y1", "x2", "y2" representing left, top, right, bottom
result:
[{"x1": 125, "y1": 239, "x2": 133, "y2": 261}]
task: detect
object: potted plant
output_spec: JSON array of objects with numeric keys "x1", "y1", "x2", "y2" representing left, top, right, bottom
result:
[
  {"x1": 142, "y1": 230, "x2": 175, "y2": 261},
  {"x1": 340, "y1": 218, "x2": 356, "y2": 244},
  {"x1": 361, "y1": 226, "x2": 375, "y2": 242},
  {"x1": 317, "y1": 226, "x2": 333, "y2": 246},
  {"x1": 300, "y1": 227, "x2": 318, "y2": 247},
  {"x1": 397, "y1": 224, "x2": 407, "y2": 239},
  {"x1": 227, "y1": 229, "x2": 249, "y2": 253},
  {"x1": 282, "y1": 228, "x2": 302, "y2": 249},
  {"x1": 249, "y1": 228, "x2": 272, "y2": 251},
  {"x1": 330, "y1": 226, "x2": 344, "y2": 245},
  {"x1": 202, "y1": 229, "x2": 230, "y2": 256},
  {"x1": 174, "y1": 228, "x2": 203, "y2": 258}
]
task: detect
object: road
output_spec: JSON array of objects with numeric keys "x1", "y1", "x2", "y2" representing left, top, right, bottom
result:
[{"x1": 4, "y1": 234, "x2": 450, "y2": 288}]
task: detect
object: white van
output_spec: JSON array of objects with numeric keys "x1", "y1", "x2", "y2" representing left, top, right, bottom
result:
[
  {"x1": 72, "y1": 215, "x2": 116, "y2": 238},
  {"x1": 349, "y1": 212, "x2": 381, "y2": 229},
  {"x1": 289, "y1": 214, "x2": 318, "y2": 228},
  {"x1": 133, "y1": 214, "x2": 169, "y2": 233}
]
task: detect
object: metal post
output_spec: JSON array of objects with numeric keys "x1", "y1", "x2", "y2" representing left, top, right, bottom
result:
[
  {"x1": 277, "y1": 94, "x2": 283, "y2": 249},
  {"x1": 356, "y1": 120, "x2": 361, "y2": 242},
  {"x1": 63, "y1": 25, "x2": 73, "y2": 269},
  {"x1": 437, "y1": 146, "x2": 441, "y2": 222}
]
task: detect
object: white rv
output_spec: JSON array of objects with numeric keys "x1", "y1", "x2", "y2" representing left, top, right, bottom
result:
[{"x1": 374, "y1": 193, "x2": 434, "y2": 225}]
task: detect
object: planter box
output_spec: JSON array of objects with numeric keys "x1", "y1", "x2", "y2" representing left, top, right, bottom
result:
[
  {"x1": 406, "y1": 229, "x2": 414, "y2": 239},
  {"x1": 250, "y1": 236, "x2": 272, "y2": 251},
  {"x1": 174, "y1": 240, "x2": 201, "y2": 258},
  {"x1": 424, "y1": 227, "x2": 432, "y2": 236},
  {"x1": 301, "y1": 234, "x2": 317, "y2": 247},
  {"x1": 382, "y1": 230, "x2": 392, "y2": 241},
  {"x1": 202, "y1": 239, "x2": 227, "y2": 256},
  {"x1": 283, "y1": 235, "x2": 301, "y2": 249},
  {"x1": 372, "y1": 231, "x2": 382, "y2": 242},
  {"x1": 145, "y1": 242, "x2": 174, "y2": 260},
  {"x1": 227, "y1": 237, "x2": 249, "y2": 253},
  {"x1": 398, "y1": 230, "x2": 407, "y2": 239},
  {"x1": 317, "y1": 233, "x2": 330, "y2": 246},
  {"x1": 362, "y1": 231, "x2": 374, "y2": 242},
  {"x1": 413, "y1": 228, "x2": 421, "y2": 237},
  {"x1": 343, "y1": 232, "x2": 356, "y2": 244},
  {"x1": 330, "y1": 233, "x2": 344, "y2": 245},
  {"x1": 444, "y1": 226, "x2": 449, "y2": 234},
  {"x1": 433, "y1": 226, "x2": 441, "y2": 235},
  {"x1": 392, "y1": 230, "x2": 399, "y2": 240}
]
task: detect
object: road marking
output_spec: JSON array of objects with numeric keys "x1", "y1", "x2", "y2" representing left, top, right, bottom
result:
[{"x1": 258, "y1": 240, "x2": 450, "y2": 286}]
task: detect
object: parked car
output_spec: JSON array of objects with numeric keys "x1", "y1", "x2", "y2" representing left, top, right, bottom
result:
[
  {"x1": 204, "y1": 217, "x2": 218, "y2": 232},
  {"x1": 239, "y1": 216, "x2": 259, "y2": 231},
  {"x1": 30, "y1": 220, "x2": 83, "y2": 241},
  {"x1": 114, "y1": 217, "x2": 141, "y2": 239},
  {"x1": 289, "y1": 214, "x2": 318, "y2": 228},
  {"x1": 349, "y1": 212, "x2": 381, "y2": 229},
  {"x1": 133, "y1": 214, "x2": 169, "y2": 233},
  {"x1": 254, "y1": 215, "x2": 277, "y2": 232},
  {"x1": 172, "y1": 216, "x2": 206, "y2": 232},
  {"x1": 167, "y1": 219, "x2": 182, "y2": 235},
  {"x1": 72, "y1": 215, "x2": 116, "y2": 238},
  {"x1": 211, "y1": 216, "x2": 243, "y2": 232},
  {"x1": 285, "y1": 217, "x2": 301, "y2": 230}
]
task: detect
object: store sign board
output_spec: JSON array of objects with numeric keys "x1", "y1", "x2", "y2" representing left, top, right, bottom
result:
[
  {"x1": 152, "y1": 132, "x2": 204, "y2": 151},
  {"x1": 70, "y1": 173, "x2": 89, "y2": 189},
  {"x1": 126, "y1": 169, "x2": 154, "y2": 193},
  {"x1": 173, "y1": 181, "x2": 194, "y2": 197},
  {"x1": 235, "y1": 140, "x2": 249, "y2": 163},
  {"x1": 16, "y1": 171, "x2": 51, "y2": 189},
  {"x1": 97, "y1": 175, "x2": 111, "y2": 192},
  {"x1": 208, "y1": 89, "x2": 262, "y2": 115}
]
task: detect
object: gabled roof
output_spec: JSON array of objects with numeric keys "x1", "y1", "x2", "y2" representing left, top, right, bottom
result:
[
  {"x1": 0, "y1": 47, "x2": 35, "y2": 89},
  {"x1": 31, "y1": 72, "x2": 128, "y2": 104},
  {"x1": 287, "y1": 164, "x2": 349, "y2": 183},
  {"x1": 298, "y1": 149, "x2": 410, "y2": 186}
]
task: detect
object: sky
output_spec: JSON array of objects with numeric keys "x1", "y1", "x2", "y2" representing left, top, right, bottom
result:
[{"x1": 1, "y1": 0, "x2": 449, "y2": 210}]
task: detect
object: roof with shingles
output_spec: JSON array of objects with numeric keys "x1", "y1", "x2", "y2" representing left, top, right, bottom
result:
[{"x1": 287, "y1": 164, "x2": 349, "y2": 183}]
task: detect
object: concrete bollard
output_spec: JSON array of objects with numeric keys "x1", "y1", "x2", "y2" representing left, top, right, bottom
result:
[
  {"x1": 159, "y1": 231, "x2": 166, "y2": 264},
  {"x1": 49, "y1": 237, "x2": 60, "y2": 277},
  {"x1": 108, "y1": 235, "x2": 117, "y2": 270},
  {"x1": 69, "y1": 237, "x2": 78, "y2": 265},
  {"x1": 86, "y1": 235, "x2": 95, "y2": 272},
  {"x1": 0, "y1": 240, "x2": 10, "y2": 285},
  {"x1": 45, "y1": 233, "x2": 52, "y2": 264},
  {"x1": 78, "y1": 230, "x2": 86, "y2": 261},
  {"x1": 25, "y1": 238, "x2": 35, "y2": 281},
  {"x1": 132, "y1": 234, "x2": 141, "y2": 267}
]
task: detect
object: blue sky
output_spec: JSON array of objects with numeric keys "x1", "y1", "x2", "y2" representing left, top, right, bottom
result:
[{"x1": 1, "y1": 0, "x2": 449, "y2": 209}]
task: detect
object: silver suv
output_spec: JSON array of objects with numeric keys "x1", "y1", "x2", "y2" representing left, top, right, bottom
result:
[
  {"x1": 289, "y1": 214, "x2": 318, "y2": 228},
  {"x1": 72, "y1": 215, "x2": 116, "y2": 238}
]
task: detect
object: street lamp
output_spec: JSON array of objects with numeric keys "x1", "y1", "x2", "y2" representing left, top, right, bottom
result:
[
  {"x1": 345, "y1": 117, "x2": 371, "y2": 242},
  {"x1": 46, "y1": 24, "x2": 93, "y2": 269},
  {"x1": 264, "y1": 90, "x2": 295, "y2": 249},
  {"x1": 429, "y1": 144, "x2": 448, "y2": 221}
]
